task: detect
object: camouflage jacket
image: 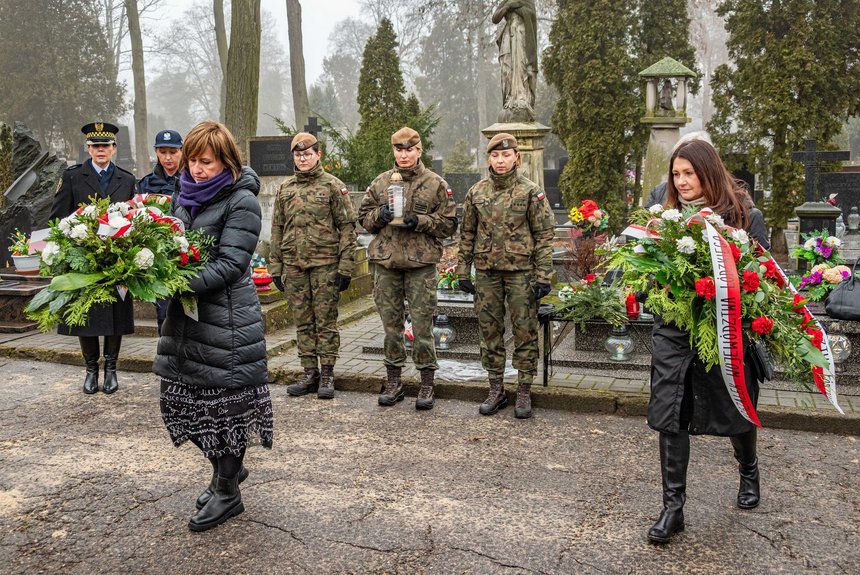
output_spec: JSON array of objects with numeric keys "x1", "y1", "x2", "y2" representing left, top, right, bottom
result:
[
  {"x1": 358, "y1": 161, "x2": 457, "y2": 270},
  {"x1": 456, "y1": 168, "x2": 555, "y2": 283},
  {"x1": 269, "y1": 163, "x2": 357, "y2": 276}
]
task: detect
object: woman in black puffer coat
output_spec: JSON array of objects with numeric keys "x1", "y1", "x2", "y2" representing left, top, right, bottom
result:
[
  {"x1": 646, "y1": 140, "x2": 770, "y2": 545},
  {"x1": 153, "y1": 121, "x2": 272, "y2": 533}
]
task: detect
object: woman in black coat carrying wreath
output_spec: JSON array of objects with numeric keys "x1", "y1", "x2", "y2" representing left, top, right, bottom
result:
[
  {"x1": 647, "y1": 140, "x2": 768, "y2": 544},
  {"x1": 153, "y1": 121, "x2": 272, "y2": 532}
]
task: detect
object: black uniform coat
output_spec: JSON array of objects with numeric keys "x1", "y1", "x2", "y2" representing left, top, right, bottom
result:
[
  {"x1": 49, "y1": 160, "x2": 136, "y2": 337},
  {"x1": 647, "y1": 210, "x2": 768, "y2": 437},
  {"x1": 153, "y1": 167, "x2": 267, "y2": 390}
]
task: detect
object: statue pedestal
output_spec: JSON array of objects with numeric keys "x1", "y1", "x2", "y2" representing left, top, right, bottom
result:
[
  {"x1": 641, "y1": 125, "x2": 681, "y2": 203},
  {"x1": 482, "y1": 122, "x2": 551, "y2": 190}
]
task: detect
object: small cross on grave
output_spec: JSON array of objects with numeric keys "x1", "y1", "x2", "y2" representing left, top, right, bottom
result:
[
  {"x1": 303, "y1": 117, "x2": 321, "y2": 138},
  {"x1": 792, "y1": 139, "x2": 851, "y2": 203}
]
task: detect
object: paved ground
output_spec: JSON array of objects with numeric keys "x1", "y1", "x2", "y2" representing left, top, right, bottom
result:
[{"x1": 0, "y1": 358, "x2": 858, "y2": 575}]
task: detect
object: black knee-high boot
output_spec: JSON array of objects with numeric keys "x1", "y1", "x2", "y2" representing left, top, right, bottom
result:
[
  {"x1": 189, "y1": 453, "x2": 245, "y2": 532},
  {"x1": 730, "y1": 429, "x2": 760, "y2": 509},
  {"x1": 648, "y1": 430, "x2": 690, "y2": 544},
  {"x1": 102, "y1": 335, "x2": 122, "y2": 394},
  {"x1": 79, "y1": 336, "x2": 100, "y2": 394}
]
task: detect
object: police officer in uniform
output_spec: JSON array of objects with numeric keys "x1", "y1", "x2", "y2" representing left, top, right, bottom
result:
[
  {"x1": 358, "y1": 127, "x2": 458, "y2": 410},
  {"x1": 456, "y1": 133, "x2": 555, "y2": 419},
  {"x1": 269, "y1": 132, "x2": 357, "y2": 399},
  {"x1": 50, "y1": 122, "x2": 136, "y2": 395},
  {"x1": 137, "y1": 129, "x2": 183, "y2": 334}
]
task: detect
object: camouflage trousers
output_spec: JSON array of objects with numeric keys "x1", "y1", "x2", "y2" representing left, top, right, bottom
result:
[
  {"x1": 474, "y1": 269, "x2": 538, "y2": 379},
  {"x1": 282, "y1": 263, "x2": 341, "y2": 368},
  {"x1": 373, "y1": 263, "x2": 438, "y2": 370}
]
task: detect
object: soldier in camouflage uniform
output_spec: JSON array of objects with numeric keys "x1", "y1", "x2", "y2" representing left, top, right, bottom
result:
[
  {"x1": 456, "y1": 133, "x2": 555, "y2": 419},
  {"x1": 269, "y1": 132, "x2": 357, "y2": 399},
  {"x1": 358, "y1": 127, "x2": 458, "y2": 410}
]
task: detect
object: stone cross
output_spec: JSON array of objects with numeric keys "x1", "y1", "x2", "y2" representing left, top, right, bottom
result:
[
  {"x1": 303, "y1": 117, "x2": 321, "y2": 138},
  {"x1": 792, "y1": 139, "x2": 850, "y2": 202}
]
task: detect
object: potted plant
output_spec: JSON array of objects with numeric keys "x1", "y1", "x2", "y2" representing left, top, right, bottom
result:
[{"x1": 8, "y1": 229, "x2": 40, "y2": 275}]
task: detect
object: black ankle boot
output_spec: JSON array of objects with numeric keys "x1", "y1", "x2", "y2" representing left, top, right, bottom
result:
[
  {"x1": 79, "y1": 337, "x2": 100, "y2": 394},
  {"x1": 730, "y1": 429, "x2": 760, "y2": 509},
  {"x1": 648, "y1": 431, "x2": 689, "y2": 544},
  {"x1": 189, "y1": 475, "x2": 244, "y2": 532},
  {"x1": 102, "y1": 335, "x2": 122, "y2": 394},
  {"x1": 196, "y1": 465, "x2": 249, "y2": 510}
]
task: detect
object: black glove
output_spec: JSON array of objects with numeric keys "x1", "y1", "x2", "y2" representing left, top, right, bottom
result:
[
  {"x1": 635, "y1": 290, "x2": 648, "y2": 304},
  {"x1": 533, "y1": 282, "x2": 552, "y2": 300},
  {"x1": 335, "y1": 272, "x2": 351, "y2": 293},
  {"x1": 402, "y1": 214, "x2": 419, "y2": 229},
  {"x1": 272, "y1": 276, "x2": 284, "y2": 292},
  {"x1": 459, "y1": 278, "x2": 475, "y2": 294},
  {"x1": 379, "y1": 205, "x2": 393, "y2": 223}
]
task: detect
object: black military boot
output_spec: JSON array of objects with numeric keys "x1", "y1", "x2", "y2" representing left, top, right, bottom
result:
[
  {"x1": 188, "y1": 475, "x2": 244, "y2": 532},
  {"x1": 730, "y1": 429, "x2": 760, "y2": 509},
  {"x1": 102, "y1": 335, "x2": 122, "y2": 394},
  {"x1": 479, "y1": 376, "x2": 507, "y2": 415},
  {"x1": 648, "y1": 431, "x2": 690, "y2": 544},
  {"x1": 318, "y1": 365, "x2": 335, "y2": 399},
  {"x1": 378, "y1": 366, "x2": 404, "y2": 406},
  {"x1": 415, "y1": 368, "x2": 435, "y2": 410},
  {"x1": 514, "y1": 379, "x2": 533, "y2": 419},
  {"x1": 79, "y1": 336, "x2": 100, "y2": 394},
  {"x1": 196, "y1": 462, "x2": 250, "y2": 510},
  {"x1": 287, "y1": 367, "x2": 320, "y2": 396}
]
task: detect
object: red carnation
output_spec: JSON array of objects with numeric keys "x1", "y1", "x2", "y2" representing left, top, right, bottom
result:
[
  {"x1": 742, "y1": 270, "x2": 761, "y2": 292},
  {"x1": 579, "y1": 199, "x2": 598, "y2": 219},
  {"x1": 729, "y1": 243, "x2": 741, "y2": 262},
  {"x1": 180, "y1": 252, "x2": 189, "y2": 266},
  {"x1": 583, "y1": 273, "x2": 597, "y2": 284},
  {"x1": 792, "y1": 293, "x2": 807, "y2": 313},
  {"x1": 808, "y1": 328, "x2": 824, "y2": 349},
  {"x1": 695, "y1": 276, "x2": 716, "y2": 299},
  {"x1": 762, "y1": 259, "x2": 779, "y2": 279},
  {"x1": 751, "y1": 316, "x2": 774, "y2": 335},
  {"x1": 190, "y1": 244, "x2": 201, "y2": 262}
]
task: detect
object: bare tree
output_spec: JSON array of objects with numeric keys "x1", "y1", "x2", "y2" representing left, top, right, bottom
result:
[
  {"x1": 125, "y1": 0, "x2": 148, "y2": 175},
  {"x1": 286, "y1": 0, "x2": 310, "y2": 130},
  {"x1": 224, "y1": 0, "x2": 262, "y2": 153},
  {"x1": 214, "y1": 0, "x2": 229, "y2": 121}
]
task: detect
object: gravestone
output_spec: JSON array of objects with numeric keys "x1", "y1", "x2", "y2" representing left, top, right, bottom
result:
[
  {"x1": 821, "y1": 172, "x2": 860, "y2": 211},
  {"x1": 443, "y1": 172, "x2": 481, "y2": 205},
  {"x1": 247, "y1": 136, "x2": 294, "y2": 243},
  {"x1": 1, "y1": 123, "x2": 64, "y2": 268}
]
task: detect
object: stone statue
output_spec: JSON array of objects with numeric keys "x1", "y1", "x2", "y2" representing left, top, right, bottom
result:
[
  {"x1": 492, "y1": 0, "x2": 537, "y2": 124},
  {"x1": 659, "y1": 79, "x2": 675, "y2": 113}
]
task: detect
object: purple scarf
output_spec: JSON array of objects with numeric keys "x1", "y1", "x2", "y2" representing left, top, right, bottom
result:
[{"x1": 178, "y1": 169, "x2": 234, "y2": 218}]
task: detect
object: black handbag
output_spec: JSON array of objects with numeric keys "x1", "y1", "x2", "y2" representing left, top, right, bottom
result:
[
  {"x1": 745, "y1": 340, "x2": 774, "y2": 383},
  {"x1": 824, "y1": 259, "x2": 860, "y2": 320}
]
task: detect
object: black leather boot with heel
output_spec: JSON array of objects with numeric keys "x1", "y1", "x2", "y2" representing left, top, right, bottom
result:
[
  {"x1": 102, "y1": 335, "x2": 122, "y2": 394},
  {"x1": 79, "y1": 336, "x2": 100, "y2": 394},
  {"x1": 730, "y1": 429, "x2": 760, "y2": 509},
  {"x1": 648, "y1": 430, "x2": 690, "y2": 544}
]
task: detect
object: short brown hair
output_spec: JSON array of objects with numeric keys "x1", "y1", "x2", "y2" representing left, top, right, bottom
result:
[{"x1": 181, "y1": 120, "x2": 243, "y2": 180}]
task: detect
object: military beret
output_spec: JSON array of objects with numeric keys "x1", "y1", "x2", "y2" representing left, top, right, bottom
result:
[
  {"x1": 291, "y1": 132, "x2": 318, "y2": 152},
  {"x1": 487, "y1": 133, "x2": 519, "y2": 153},
  {"x1": 391, "y1": 127, "x2": 421, "y2": 149},
  {"x1": 82, "y1": 122, "x2": 119, "y2": 145}
]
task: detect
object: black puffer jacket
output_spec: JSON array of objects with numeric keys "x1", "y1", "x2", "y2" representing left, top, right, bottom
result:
[{"x1": 153, "y1": 167, "x2": 267, "y2": 389}]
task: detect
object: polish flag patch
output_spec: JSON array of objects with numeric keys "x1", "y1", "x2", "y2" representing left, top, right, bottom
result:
[
  {"x1": 340, "y1": 187, "x2": 349, "y2": 195},
  {"x1": 537, "y1": 191, "x2": 546, "y2": 201},
  {"x1": 446, "y1": 188, "x2": 453, "y2": 196}
]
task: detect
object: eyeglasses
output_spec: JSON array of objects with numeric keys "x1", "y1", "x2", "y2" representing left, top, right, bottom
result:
[{"x1": 293, "y1": 151, "x2": 315, "y2": 160}]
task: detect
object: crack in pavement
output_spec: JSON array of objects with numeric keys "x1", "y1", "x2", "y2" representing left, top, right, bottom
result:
[
  {"x1": 243, "y1": 517, "x2": 306, "y2": 544},
  {"x1": 449, "y1": 544, "x2": 551, "y2": 574}
]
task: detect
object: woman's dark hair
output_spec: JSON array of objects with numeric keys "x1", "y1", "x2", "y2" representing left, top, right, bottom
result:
[{"x1": 665, "y1": 140, "x2": 749, "y2": 229}]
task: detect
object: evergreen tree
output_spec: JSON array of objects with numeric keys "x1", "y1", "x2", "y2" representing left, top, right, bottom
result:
[
  {"x1": 709, "y1": 0, "x2": 860, "y2": 255},
  {"x1": 543, "y1": 0, "x2": 639, "y2": 227}
]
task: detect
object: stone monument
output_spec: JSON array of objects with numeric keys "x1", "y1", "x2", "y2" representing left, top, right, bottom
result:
[
  {"x1": 638, "y1": 57, "x2": 697, "y2": 198},
  {"x1": 482, "y1": 0, "x2": 550, "y2": 190}
]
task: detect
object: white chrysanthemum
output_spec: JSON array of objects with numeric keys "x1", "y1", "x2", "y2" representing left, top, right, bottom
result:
[
  {"x1": 69, "y1": 224, "x2": 88, "y2": 241},
  {"x1": 59, "y1": 215, "x2": 76, "y2": 234},
  {"x1": 82, "y1": 204, "x2": 98, "y2": 217},
  {"x1": 173, "y1": 236, "x2": 189, "y2": 252},
  {"x1": 705, "y1": 213, "x2": 724, "y2": 227},
  {"x1": 803, "y1": 238, "x2": 818, "y2": 250},
  {"x1": 110, "y1": 202, "x2": 130, "y2": 216},
  {"x1": 661, "y1": 209, "x2": 682, "y2": 222},
  {"x1": 676, "y1": 236, "x2": 697, "y2": 254},
  {"x1": 107, "y1": 214, "x2": 129, "y2": 229},
  {"x1": 41, "y1": 241, "x2": 60, "y2": 265},
  {"x1": 648, "y1": 204, "x2": 664, "y2": 214},
  {"x1": 731, "y1": 229, "x2": 750, "y2": 244},
  {"x1": 557, "y1": 286, "x2": 575, "y2": 303},
  {"x1": 825, "y1": 236, "x2": 842, "y2": 247},
  {"x1": 134, "y1": 248, "x2": 155, "y2": 269}
]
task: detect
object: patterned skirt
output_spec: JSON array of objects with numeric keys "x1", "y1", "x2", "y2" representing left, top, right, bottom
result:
[{"x1": 160, "y1": 378, "x2": 274, "y2": 458}]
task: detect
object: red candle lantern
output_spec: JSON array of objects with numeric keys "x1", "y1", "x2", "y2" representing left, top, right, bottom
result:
[{"x1": 625, "y1": 292, "x2": 640, "y2": 321}]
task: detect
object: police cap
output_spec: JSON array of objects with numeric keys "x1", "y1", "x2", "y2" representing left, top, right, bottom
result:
[
  {"x1": 82, "y1": 122, "x2": 119, "y2": 145},
  {"x1": 291, "y1": 132, "x2": 318, "y2": 152},
  {"x1": 154, "y1": 129, "x2": 182, "y2": 148},
  {"x1": 487, "y1": 133, "x2": 519, "y2": 153},
  {"x1": 391, "y1": 127, "x2": 421, "y2": 149}
]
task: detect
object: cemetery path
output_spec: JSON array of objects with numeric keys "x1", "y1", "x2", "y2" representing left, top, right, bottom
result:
[{"x1": 0, "y1": 358, "x2": 857, "y2": 575}]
